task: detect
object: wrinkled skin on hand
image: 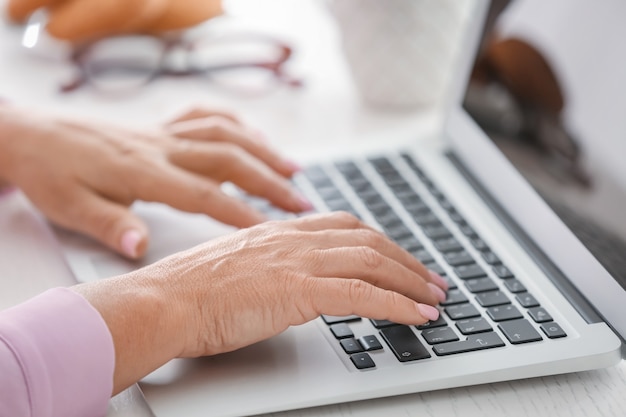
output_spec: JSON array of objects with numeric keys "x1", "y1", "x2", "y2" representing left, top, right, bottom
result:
[
  {"x1": 74, "y1": 212, "x2": 448, "y2": 394},
  {"x1": 0, "y1": 106, "x2": 309, "y2": 258}
]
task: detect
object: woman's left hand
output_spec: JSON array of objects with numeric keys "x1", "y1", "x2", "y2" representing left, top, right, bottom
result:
[{"x1": 0, "y1": 106, "x2": 311, "y2": 258}]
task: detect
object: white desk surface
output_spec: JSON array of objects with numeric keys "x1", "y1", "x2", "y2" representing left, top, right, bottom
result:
[{"x1": 1, "y1": 0, "x2": 625, "y2": 416}]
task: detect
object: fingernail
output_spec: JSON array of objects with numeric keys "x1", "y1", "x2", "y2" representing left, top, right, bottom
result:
[
  {"x1": 294, "y1": 193, "x2": 314, "y2": 211},
  {"x1": 120, "y1": 229, "x2": 143, "y2": 258},
  {"x1": 253, "y1": 129, "x2": 269, "y2": 144},
  {"x1": 417, "y1": 303, "x2": 440, "y2": 322},
  {"x1": 283, "y1": 159, "x2": 303, "y2": 173},
  {"x1": 429, "y1": 270, "x2": 449, "y2": 290},
  {"x1": 427, "y1": 282, "x2": 447, "y2": 303}
]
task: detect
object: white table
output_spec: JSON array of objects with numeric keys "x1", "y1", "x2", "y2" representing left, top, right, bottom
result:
[{"x1": 1, "y1": 1, "x2": 625, "y2": 416}]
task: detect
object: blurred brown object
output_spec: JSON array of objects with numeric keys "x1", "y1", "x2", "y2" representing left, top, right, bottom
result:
[
  {"x1": 6, "y1": 0, "x2": 223, "y2": 42},
  {"x1": 470, "y1": 36, "x2": 591, "y2": 187},
  {"x1": 479, "y1": 38, "x2": 564, "y2": 115}
]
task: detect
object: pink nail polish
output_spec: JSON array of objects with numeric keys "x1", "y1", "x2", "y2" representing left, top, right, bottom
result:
[
  {"x1": 427, "y1": 282, "x2": 447, "y2": 303},
  {"x1": 294, "y1": 194, "x2": 314, "y2": 211},
  {"x1": 284, "y1": 159, "x2": 303, "y2": 173},
  {"x1": 121, "y1": 229, "x2": 143, "y2": 258},
  {"x1": 429, "y1": 270, "x2": 449, "y2": 290},
  {"x1": 417, "y1": 304, "x2": 440, "y2": 322}
]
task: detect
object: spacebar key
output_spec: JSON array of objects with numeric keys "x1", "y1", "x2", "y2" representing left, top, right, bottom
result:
[
  {"x1": 380, "y1": 325, "x2": 431, "y2": 362},
  {"x1": 433, "y1": 332, "x2": 505, "y2": 356}
]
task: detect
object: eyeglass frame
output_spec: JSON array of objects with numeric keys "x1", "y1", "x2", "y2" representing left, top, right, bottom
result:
[{"x1": 60, "y1": 32, "x2": 304, "y2": 94}]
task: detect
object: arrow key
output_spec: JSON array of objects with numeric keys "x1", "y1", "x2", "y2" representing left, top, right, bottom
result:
[{"x1": 498, "y1": 319, "x2": 543, "y2": 344}]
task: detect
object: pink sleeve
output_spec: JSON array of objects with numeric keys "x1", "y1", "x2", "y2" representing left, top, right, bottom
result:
[{"x1": 0, "y1": 288, "x2": 115, "y2": 417}]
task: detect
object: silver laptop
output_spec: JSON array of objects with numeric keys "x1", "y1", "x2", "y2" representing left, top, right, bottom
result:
[{"x1": 55, "y1": 1, "x2": 626, "y2": 416}]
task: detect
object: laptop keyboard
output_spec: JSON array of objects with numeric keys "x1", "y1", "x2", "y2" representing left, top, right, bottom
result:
[{"x1": 243, "y1": 153, "x2": 567, "y2": 370}]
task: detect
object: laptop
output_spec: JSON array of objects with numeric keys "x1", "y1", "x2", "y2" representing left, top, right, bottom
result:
[{"x1": 54, "y1": 1, "x2": 626, "y2": 416}]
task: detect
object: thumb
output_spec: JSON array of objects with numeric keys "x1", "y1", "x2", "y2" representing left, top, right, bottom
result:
[{"x1": 61, "y1": 191, "x2": 149, "y2": 259}]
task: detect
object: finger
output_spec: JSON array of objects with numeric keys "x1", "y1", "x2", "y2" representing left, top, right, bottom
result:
[
  {"x1": 142, "y1": 0, "x2": 223, "y2": 33},
  {"x1": 166, "y1": 107, "x2": 241, "y2": 126},
  {"x1": 169, "y1": 141, "x2": 312, "y2": 213},
  {"x1": 166, "y1": 117, "x2": 299, "y2": 178},
  {"x1": 288, "y1": 211, "x2": 368, "y2": 232},
  {"x1": 308, "y1": 278, "x2": 440, "y2": 325},
  {"x1": 128, "y1": 164, "x2": 267, "y2": 228},
  {"x1": 305, "y1": 228, "x2": 447, "y2": 290},
  {"x1": 310, "y1": 246, "x2": 444, "y2": 306},
  {"x1": 48, "y1": 188, "x2": 149, "y2": 259},
  {"x1": 46, "y1": 0, "x2": 157, "y2": 41},
  {"x1": 6, "y1": 0, "x2": 57, "y2": 22}
]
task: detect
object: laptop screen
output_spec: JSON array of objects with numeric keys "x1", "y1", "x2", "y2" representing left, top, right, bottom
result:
[{"x1": 462, "y1": 0, "x2": 626, "y2": 291}]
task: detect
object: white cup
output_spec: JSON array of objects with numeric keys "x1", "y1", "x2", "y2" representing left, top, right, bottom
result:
[{"x1": 328, "y1": 0, "x2": 468, "y2": 110}]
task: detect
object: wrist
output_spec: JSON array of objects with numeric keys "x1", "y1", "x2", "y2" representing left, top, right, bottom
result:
[{"x1": 73, "y1": 272, "x2": 184, "y2": 394}]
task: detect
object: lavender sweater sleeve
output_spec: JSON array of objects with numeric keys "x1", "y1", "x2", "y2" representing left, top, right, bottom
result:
[{"x1": 0, "y1": 288, "x2": 115, "y2": 417}]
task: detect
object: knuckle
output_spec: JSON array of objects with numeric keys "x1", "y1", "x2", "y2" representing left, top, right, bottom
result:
[
  {"x1": 346, "y1": 279, "x2": 374, "y2": 303},
  {"x1": 357, "y1": 228, "x2": 384, "y2": 248},
  {"x1": 329, "y1": 210, "x2": 360, "y2": 225},
  {"x1": 356, "y1": 246, "x2": 384, "y2": 270}
]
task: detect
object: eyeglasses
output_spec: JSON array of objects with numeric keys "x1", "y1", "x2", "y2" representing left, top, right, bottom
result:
[{"x1": 60, "y1": 33, "x2": 303, "y2": 96}]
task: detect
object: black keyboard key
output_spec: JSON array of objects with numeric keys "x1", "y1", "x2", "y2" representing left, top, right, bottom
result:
[
  {"x1": 380, "y1": 326, "x2": 431, "y2": 362},
  {"x1": 422, "y1": 327, "x2": 459, "y2": 344},
  {"x1": 498, "y1": 319, "x2": 543, "y2": 344},
  {"x1": 454, "y1": 264, "x2": 487, "y2": 280},
  {"x1": 369, "y1": 157, "x2": 396, "y2": 173},
  {"x1": 384, "y1": 224, "x2": 414, "y2": 241},
  {"x1": 413, "y1": 213, "x2": 441, "y2": 226},
  {"x1": 416, "y1": 315, "x2": 448, "y2": 330},
  {"x1": 303, "y1": 166, "x2": 331, "y2": 184},
  {"x1": 322, "y1": 315, "x2": 361, "y2": 325},
  {"x1": 359, "y1": 335, "x2": 383, "y2": 351},
  {"x1": 370, "y1": 319, "x2": 397, "y2": 329},
  {"x1": 433, "y1": 332, "x2": 505, "y2": 356},
  {"x1": 423, "y1": 225, "x2": 453, "y2": 240},
  {"x1": 350, "y1": 352, "x2": 376, "y2": 369},
  {"x1": 325, "y1": 199, "x2": 355, "y2": 213},
  {"x1": 444, "y1": 251, "x2": 475, "y2": 267},
  {"x1": 404, "y1": 201, "x2": 431, "y2": 216},
  {"x1": 441, "y1": 289, "x2": 469, "y2": 306},
  {"x1": 459, "y1": 224, "x2": 477, "y2": 238},
  {"x1": 540, "y1": 322, "x2": 567, "y2": 339},
  {"x1": 445, "y1": 304, "x2": 481, "y2": 320},
  {"x1": 503, "y1": 279, "x2": 526, "y2": 293},
  {"x1": 317, "y1": 186, "x2": 343, "y2": 201},
  {"x1": 448, "y1": 211, "x2": 466, "y2": 225},
  {"x1": 469, "y1": 238, "x2": 490, "y2": 252},
  {"x1": 340, "y1": 338, "x2": 364, "y2": 354},
  {"x1": 330, "y1": 323, "x2": 354, "y2": 339},
  {"x1": 396, "y1": 236, "x2": 424, "y2": 252},
  {"x1": 424, "y1": 262, "x2": 447, "y2": 277},
  {"x1": 528, "y1": 307, "x2": 553, "y2": 323},
  {"x1": 411, "y1": 249, "x2": 434, "y2": 264},
  {"x1": 475, "y1": 291, "x2": 511, "y2": 307},
  {"x1": 376, "y1": 212, "x2": 402, "y2": 228},
  {"x1": 434, "y1": 238, "x2": 464, "y2": 253},
  {"x1": 486, "y1": 305, "x2": 523, "y2": 322},
  {"x1": 516, "y1": 293, "x2": 540, "y2": 308},
  {"x1": 493, "y1": 265, "x2": 514, "y2": 279},
  {"x1": 455, "y1": 317, "x2": 493, "y2": 335},
  {"x1": 481, "y1": 252, "x2": 502, "y2": 265},
  {"x1": 439, "y1": 198, "x2": 456, "y2": 213},
  {"x1": 465, "y1": 277, "x2": 499, "y2": 293},
  {"x1": 334, "y1": 161, "x2": 360, "y2": 175}
]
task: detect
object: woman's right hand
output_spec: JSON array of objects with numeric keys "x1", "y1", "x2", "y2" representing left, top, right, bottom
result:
[{"x1": 73, "y1": 212, "x2": 448, "y2": 395}]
